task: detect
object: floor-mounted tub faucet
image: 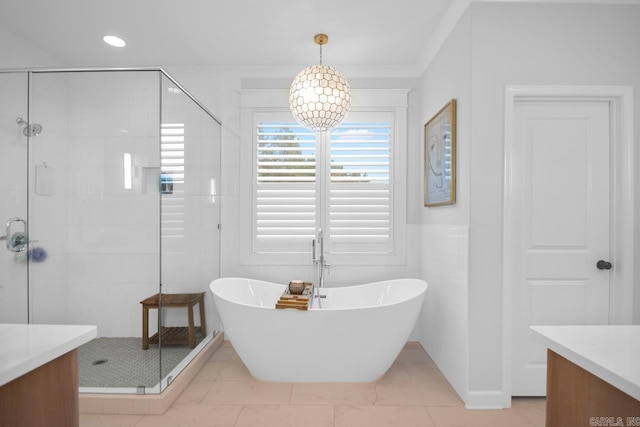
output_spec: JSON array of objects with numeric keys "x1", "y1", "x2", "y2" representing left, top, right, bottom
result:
[{"x1": 311, "y1": 228, "x2": 329, "y2": 308}]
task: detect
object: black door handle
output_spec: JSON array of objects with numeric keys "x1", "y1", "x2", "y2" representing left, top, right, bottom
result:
[{"x1": 596, "y1": 260, "x2": 612, "y2": 270}]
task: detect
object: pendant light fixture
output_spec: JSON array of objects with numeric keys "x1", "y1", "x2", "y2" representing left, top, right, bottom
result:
[{"x1": 289, "y1": 33, "x2": 351, "y2": 132}]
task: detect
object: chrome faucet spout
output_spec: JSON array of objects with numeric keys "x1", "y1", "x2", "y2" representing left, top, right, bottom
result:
[{"x1": 315, "y1": 228, "x2": 326, "y2": 288}]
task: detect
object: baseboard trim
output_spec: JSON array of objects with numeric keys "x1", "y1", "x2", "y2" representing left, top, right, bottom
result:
[{"x1": 464, "y1": 390, "x2": 508, "y2": 409}]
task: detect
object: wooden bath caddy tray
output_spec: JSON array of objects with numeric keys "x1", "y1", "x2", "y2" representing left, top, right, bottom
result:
[{"x1": 275, "y1": 282, "x2": 313, "y2": 310}]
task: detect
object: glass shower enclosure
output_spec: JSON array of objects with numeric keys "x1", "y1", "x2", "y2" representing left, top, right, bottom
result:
[{"x1": 0, "y1": 68, "x2": 221, "y2": 394}]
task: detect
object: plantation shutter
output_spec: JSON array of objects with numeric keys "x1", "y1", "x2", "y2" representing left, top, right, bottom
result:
[
  {"x1": 250, "y1": 110, "x2": 397, "y2": 258},
  {"x1": 254, "y1": 121, "x2": 317, "y2": 253},
  {"x1": 161, "y1": 123, "x2": 185, "y2": 246},
  {"x1": 328, "y1": 116, "x2": 393, "y2": 254}
]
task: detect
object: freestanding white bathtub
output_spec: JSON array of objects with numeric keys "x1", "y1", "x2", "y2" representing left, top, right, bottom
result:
[{"x1": 209, "y1": 277, "x2": 428, "y2": 382}]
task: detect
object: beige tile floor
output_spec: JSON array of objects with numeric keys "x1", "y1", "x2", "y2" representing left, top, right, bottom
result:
[{"x1": 80, "y1": 341, "x2": 546, "y2": 427}]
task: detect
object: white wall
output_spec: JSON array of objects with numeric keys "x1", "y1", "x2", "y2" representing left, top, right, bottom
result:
[
  {"x1": 168, "y1": 68, "x2": 423, "y2": 287},
  {"x1": 412, "y1": 2, "x2": 640, "y2": 407},
  {"x1": 470, "y1": 0, "x2": 640, "y2": 406},
  {"x1": 0, "y1": 26, "x2": 62, "y2": 69},
  {"x1": 413, "y1": 5, "x2": 472, "y2": 404}
]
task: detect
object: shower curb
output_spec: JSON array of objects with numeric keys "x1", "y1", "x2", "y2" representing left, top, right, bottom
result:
[{"x1": 79, "y1": 332, "x2": 224, "y2": 415}]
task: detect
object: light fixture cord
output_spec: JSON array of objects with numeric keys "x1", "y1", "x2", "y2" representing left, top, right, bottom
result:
[{"x1": 319, "y1": 43, "x2": 323, "y2": 65}]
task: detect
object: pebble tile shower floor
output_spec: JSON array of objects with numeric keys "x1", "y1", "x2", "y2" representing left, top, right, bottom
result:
[{"x1": 79, "y1": 341, "x2": 546, "y2": 426}]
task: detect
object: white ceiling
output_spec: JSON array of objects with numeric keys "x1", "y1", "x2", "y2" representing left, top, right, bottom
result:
[{"x1": 0, "y1": 0, "x2": 454, "y2": 76}]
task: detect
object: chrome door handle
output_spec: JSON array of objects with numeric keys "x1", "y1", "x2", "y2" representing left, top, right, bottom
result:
[
  {"x1": 5, "y1": 217, "x2": 28, "y2": 252},
  {"x1": 596, "y1": 260, "x2": 612, "y2": 270}
]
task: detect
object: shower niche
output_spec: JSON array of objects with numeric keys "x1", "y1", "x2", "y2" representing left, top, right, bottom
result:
[{"x1": 0, "y1": 69, "x2": 222, "y2": 395}]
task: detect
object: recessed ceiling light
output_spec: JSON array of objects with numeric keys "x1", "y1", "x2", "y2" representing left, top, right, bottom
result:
[{"x1": 103, "y1": 35, "x2": 126, "y2": 48}]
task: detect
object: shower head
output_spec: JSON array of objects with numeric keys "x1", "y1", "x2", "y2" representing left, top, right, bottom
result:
[{"x1": 16, "y1": 117, "x2": 43, "y2": 137}]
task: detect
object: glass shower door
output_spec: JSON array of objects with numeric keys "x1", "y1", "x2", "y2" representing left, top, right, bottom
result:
[
  {"x1": 27, "y1": 70, "x2": 164, "y2": 392},
  {"x1": 0, "y1": 72, "x2": 29, "y2": 324},
  {"x1": 158, "y1": 73, "x2": 221, "y2": 392}
]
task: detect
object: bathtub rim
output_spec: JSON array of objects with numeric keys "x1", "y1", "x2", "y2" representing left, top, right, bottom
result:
[{"x1": 209, "y1": 276, "x2": 428, "y2": 311}]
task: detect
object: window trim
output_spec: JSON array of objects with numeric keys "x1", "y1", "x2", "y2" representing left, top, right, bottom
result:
[{"x1": 240, "y1": 89, "x2": 408, "y2": 266}]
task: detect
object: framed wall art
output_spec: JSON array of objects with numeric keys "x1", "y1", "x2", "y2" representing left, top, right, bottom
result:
[{"x1": 424, "y1": 99, "x2": 456, "y2": 207}]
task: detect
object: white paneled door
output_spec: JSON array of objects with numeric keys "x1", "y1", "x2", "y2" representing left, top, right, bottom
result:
[{"x1": 509, "y1": 100, "x2": 612, "y2": 395}]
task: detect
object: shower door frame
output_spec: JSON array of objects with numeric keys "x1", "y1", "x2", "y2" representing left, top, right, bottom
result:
[{"x1": 0, "y1": 70, "x2": 31, "y2": 324}]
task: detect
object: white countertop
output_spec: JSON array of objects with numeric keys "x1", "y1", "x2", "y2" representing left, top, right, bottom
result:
[
  {"x1": 531, "y1": 325, "x2": 640, "y2": 400},
  {"x1": 0, "y1": 323, "x2": 97, "y2": 387}
]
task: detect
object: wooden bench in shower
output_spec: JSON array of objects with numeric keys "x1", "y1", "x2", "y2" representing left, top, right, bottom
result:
[{"x1": 140, "y1": 292, "x2": 206, "y2": 350}]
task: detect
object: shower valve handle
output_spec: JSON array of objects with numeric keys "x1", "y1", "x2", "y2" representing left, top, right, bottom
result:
[{"x1": 5, "y1": 217, "x2": 27, "y2": 252}]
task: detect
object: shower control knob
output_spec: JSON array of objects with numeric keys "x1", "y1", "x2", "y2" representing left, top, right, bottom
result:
[{"x1": 596, "y1": 260, "x2": 612, "y2": 270}]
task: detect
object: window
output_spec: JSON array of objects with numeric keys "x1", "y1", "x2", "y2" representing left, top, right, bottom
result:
[
  {"x1": 240, "y1": 89, "x2": 407, "y2": 265},
  {"x1": 255, "y1": 121, "x2": 317, "y2": 252},
  {"x1": 328, "y1": 121, "x2": 392, "y2": 254},
  {"x1": 253, "y1": 114, "x2": 393, "y2": 252}
]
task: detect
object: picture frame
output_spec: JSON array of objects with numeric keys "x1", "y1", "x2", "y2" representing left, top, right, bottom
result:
[{"x1": 424, "y1": 99, "x2": 456, "y2": 207}]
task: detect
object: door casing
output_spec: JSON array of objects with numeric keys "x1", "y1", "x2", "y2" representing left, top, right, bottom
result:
[{"x1": 502, "y1": 85, "x2": 634, "y2": 406}]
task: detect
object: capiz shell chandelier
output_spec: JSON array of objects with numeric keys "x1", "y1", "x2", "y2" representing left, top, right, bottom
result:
[{"x1": 289, "y1": 34, "x2": 351, "y2": 132}]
